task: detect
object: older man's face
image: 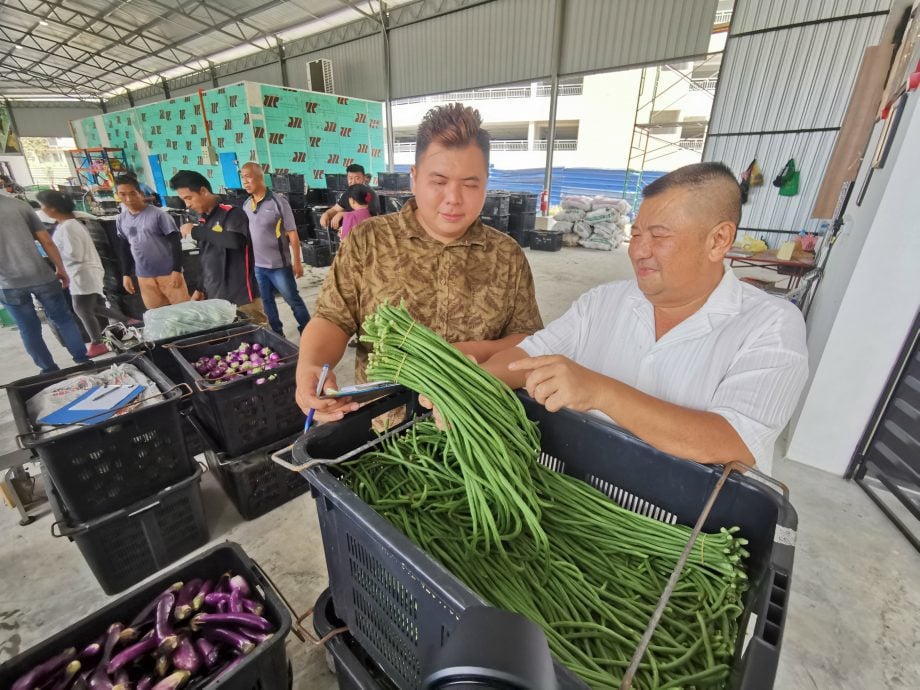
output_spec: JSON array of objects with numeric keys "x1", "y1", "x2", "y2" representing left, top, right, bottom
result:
[
  {"x1": 346, "y1": 171, "x2": 364, "y2": 186},
  {"x1": 628, "y1": 187, "x2": 720, "y2": 306}
]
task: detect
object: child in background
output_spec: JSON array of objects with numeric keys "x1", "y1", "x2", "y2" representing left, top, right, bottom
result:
[
  {"x1": 36, "y1": 190, "x2": 139, "y2": 358},
  {"x1": 339, "y1": 184, "x2": 373, "y2": 241}
]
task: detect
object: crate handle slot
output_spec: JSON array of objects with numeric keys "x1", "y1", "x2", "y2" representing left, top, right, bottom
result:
[
  {"x1": 273, "y1": 414, "x2": 426, "y2": 473},
  {"x1": 51, "y1": 519, "x2": 87, "y2": 538}
]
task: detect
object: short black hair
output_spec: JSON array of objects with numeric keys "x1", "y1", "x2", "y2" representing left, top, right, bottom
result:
[
  {"x1": 37, "y1": 189, "x2": 75, "y2": 214},
  {"x1": 345, "y1": 183, "x2": 373, "y2": 207},
  {"x1": 345, "y1": 163, "x2": 366, "y2": 174},
  {"x1": 169, "y1": 170, "x2": 212, "y2": 193},
  {"x1": 114, "y1": 174, "x2": 141, "y2": 191},
  {"x1": 642, "y1": 162, "x2": 742, "y2": 226}
]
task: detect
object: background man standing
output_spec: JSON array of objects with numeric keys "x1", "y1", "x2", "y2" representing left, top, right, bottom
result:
[
  {"x1": 170, "y1": 170, "x2": 266, "y2": 324},
  {"x1": 0, "y1": 194, "x2": 90, "y2": 373},
  {"x1": 318, "y1": 163, "x2": 377, "y2": 230},
  {"x1": 240, "y1": 162, "x2": 310, "y2": 337},
  {"x1": 115, "y1": 175, "x2": 188, "y2": 309}
]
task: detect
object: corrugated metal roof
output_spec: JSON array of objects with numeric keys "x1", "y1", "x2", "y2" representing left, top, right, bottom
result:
[
  {"x1": 560, "y1": 0, "x2": 717, "y2": 75},
  {"x1": 732, "y1": 0, "x2": 891, "y2": 34},
  {"x1": 289, "y1": 35, "x2": 387, "y2": 102},
  {"x1": 390, "y1": 0, "x2": 557, "y2": 99}
]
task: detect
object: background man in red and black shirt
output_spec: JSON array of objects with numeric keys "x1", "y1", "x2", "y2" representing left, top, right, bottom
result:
[{"x1": 169, "y1": 170, "x2": 267, "y2": 324}]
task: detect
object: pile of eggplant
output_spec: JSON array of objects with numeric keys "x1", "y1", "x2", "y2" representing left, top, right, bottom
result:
[
  {"x1": 12, "y1": 572, "x2": 274, "y2": 690},
  {"x1": 191, "y1": 342, "x2": 284, "y2": 386}
]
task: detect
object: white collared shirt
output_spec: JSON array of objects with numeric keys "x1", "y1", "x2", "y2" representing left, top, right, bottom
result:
[{"x1": 519, "y1": 269, "x2": 808, "y2": 473}]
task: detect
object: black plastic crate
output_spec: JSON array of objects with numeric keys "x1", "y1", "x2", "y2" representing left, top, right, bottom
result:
[
  {"x1": 510, "y1": 192, "x2": 538, "y2": 213},
  {"x1": 482, "y1": 192, "x2": 510, "y2": 216},
  {"x1": 292, "y1": 207, "x2": 311, "y2": 225},
  {"x1": 480, "y1": 214, "x2": 510, "y2": 232},
  {"x1": 326, "y1": 173, "x2": 348, "y2": 191},
  {"x1": 168, "y1": 325, "x2": 302, "y2": 456},
  {"x1": 51, "y1": 467, "x2": 208, "y2": 594},
  {"x1": 204, "y1": 433, "x2": 308, "y2": 520},
  {"x1": 306, "y1": 188, "x2": 326, "y2": 205},
  {"x1": 4, "y1": 354, "x2": 194, "y2": 523},
  {"x1": 313, "y1": 588, "x2": 398, "y2": 690},
  {"x1": 293, "y1": 392, "x2": 797, "y2": 690},
  {"x1": 508, "y1": 211, "x2": 536, "y2": 232},
  {"x1": 0, "y1": 542, "x2": 292, "y2": 688},
  {"x1": 288, "y1": 173, "x2": 305, "y2": 193},
  {"x1": 286, "y1": 192, "x2": 307, "y2": 210},
  {"x1": 302, "y1": 239, "x2": 333, "y2": 268},
  {"x1": 530, "y1": 230, "x2": 563, "y2": 252},
  {"x1": 378, "y1": 172, "x2": 411, "y2": 191},
  {"x1": 271, "y1": 173, "x2": 291, "y2": 192},
  {"x1": 510, "y1": 227, "x2": 530, "y2": 248}
]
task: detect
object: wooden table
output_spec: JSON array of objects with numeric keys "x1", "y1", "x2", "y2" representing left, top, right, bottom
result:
[{"x1": 726, "y1": 249, "x2": 816, "y2": 289}]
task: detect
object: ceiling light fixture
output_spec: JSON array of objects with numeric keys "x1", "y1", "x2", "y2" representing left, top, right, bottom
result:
[
  {"x1": 15, "y1": 45, "x2": 23, "y2": 49},
  {"x1": 40, "y1": 20, "x2": 49, "y2": 25}
]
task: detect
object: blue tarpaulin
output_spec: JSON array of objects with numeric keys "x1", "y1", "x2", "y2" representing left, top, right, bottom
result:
[{"x1": 390, "y1": 164, "x2": 666, "y2": 214}]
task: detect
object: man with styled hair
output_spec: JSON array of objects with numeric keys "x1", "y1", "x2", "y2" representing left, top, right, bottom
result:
[
  {"x1": 319, "y1": 163, "x2": 377, "y2": 231},
  {"x1": 169, "y1": 170, "x2": 266, "y2": 324},
  {"x1": 295, "y1": 103, "x2": 543, "y2": 419},
  {"x1": 478, "y1": 162, "x2": 808, "y2": 473}
]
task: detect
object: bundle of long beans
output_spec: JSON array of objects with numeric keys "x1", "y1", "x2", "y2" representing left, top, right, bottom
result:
[{"x1": 355, "y1": 302, "x2": 749, "y2": 689}]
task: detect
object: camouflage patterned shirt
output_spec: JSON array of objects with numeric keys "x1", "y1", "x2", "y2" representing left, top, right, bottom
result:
[{"x1": 315, "y1": 199, "x2": 543, "y2": 383}]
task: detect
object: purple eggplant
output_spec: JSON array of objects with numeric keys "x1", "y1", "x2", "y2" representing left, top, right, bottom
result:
[
  {"x1": 215, "y1": 572, "x2": 231, "y2": 594},
  {"x1": 107, "y1": 634, "x2": 158, "y2": 675},
  {"x1": 77, "y1": 639, "x2": 103, "y2": 661},
  {"x1": 49, "y1": 659, "x2": 81, "y2": 690},
  {"x1": 155, "y1": 593, "x2": 178, "y2": 654},
  {"x1": 241, "y1": 598, "x2": 264, "y2": 617},
  {"x1": 228, "y1": 575, "x2": 251, "y2": 597},
  {"x1": 191, "y1": 580, "x2": 213, "y2": 612},
  {"x1": 190, "y1": 612, "x2": 272, "y2": 632},
  {"x1": 173, "y1": 579, "x2": 202, "y2": 621},
  {"x1": 228, "y1": 587, "x2": 242, "y2": 614},
  {"x1": 11, "y1": 647, "x2": 77, "y2": 690},
  {"x1": 170, "y1": 637, "x2": 201, "y2": 675},
  {"x1": 155, "y1": 655, "x2": 171, "y2": 678},
  {"x1": 201, "y1": 627, "x2": 255, "y2": 655},
  {"x1": 239, "y1": 629, "x2": 274, "y2": 646},
  {"x1": 111, "y1": 668, "x2": 130, "y2": 689},
  {"x1": 193, "y1": 638, "x2": 220, "y2": 669},
  {"x1": 150, "y1": 671, "x2": 190, "y2": 690},
  {"x1": 130, "y1": 582, "x2": 183, "y2": 629},
  {"x1": 201, "y1": 592, "x2": 229, "y2": 608},
  {"x1": 137, "y1": 677, "x2": 154, "y2": 690}
]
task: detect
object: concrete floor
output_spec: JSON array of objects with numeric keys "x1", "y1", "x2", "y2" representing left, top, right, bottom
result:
[{"x1": 1, "y1": 245, "x2": 918, "y2": 689}]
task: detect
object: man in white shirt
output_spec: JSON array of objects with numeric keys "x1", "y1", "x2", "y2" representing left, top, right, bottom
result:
[{"x1": 481, "y1": 162, "x2": 808, "y2": 473}]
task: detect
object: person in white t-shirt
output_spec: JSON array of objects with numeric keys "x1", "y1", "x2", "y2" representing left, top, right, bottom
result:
[
  {"x1": 478, "y1": 162, "x2": 808, "y2": 473},
  {"x1": 37, "y1": 190, "x2": 138, "y2": 358}
]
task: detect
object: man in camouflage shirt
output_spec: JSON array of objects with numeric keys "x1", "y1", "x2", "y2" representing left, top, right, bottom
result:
[{"x1": 295, "y1": 103, "x2": 542, "y2": 420}]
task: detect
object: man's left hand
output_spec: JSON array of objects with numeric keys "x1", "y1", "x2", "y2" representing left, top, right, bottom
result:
[
  {"x1": 509, "y1": 355, "x2": 605, "y2": 413},
  {"x1": 292, "y1": 261, "x2": 304, "y2": 279},
  {"x1": 169, "y1": 271, "x2": 183, "y2": 289}
]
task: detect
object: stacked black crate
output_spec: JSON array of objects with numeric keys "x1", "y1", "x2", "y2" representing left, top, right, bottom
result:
[
  {"x1": 508, "y1": 192, "x2": 538, "y2": 247},
  {"x1": 481, "y1": 192, "x2": 511, "y2": 233}
]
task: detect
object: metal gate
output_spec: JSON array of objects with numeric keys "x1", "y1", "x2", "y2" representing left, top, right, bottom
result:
[{"x1": 847, "y1": 310, "x2": 920, "y2": 551}]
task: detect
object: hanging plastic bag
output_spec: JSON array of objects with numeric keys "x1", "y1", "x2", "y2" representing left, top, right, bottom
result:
[{"x1": 773, "y1": 158, "x2": 800, "y2": 197}]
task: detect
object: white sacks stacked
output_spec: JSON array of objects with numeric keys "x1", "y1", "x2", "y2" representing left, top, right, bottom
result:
[{"x1": 554, "y1": 195, "x2": 632, "y2": 250}]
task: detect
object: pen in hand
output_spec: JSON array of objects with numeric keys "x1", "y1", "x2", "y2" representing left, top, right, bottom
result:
[{"x1": 305, "y1": 363, "x2": 330, "y2": 432}]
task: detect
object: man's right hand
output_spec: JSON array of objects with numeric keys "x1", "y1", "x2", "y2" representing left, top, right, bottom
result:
[
  {"x1": 122, "y1": 275, "x2": 135, "y2": 294},
  {"x1": 295, "y1": 366, "x2": 360, "y2": 422},
  {"x1": 56, "y1": 266, "x2": 70, "y2": 290},
  {"x1": 319, "y1": 209, "x2": 333, "y2": 228},
  {"x1": 330, "y1": 211, "x2": 345, "y2": 230}
]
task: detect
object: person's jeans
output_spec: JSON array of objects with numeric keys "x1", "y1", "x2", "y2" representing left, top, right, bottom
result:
[
  {"x1": 0, "y1": 280, "x2": 90, "y2": 374},
  {"x1": 254, "y1": 266, "x2": 310, "y2": 336}
]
